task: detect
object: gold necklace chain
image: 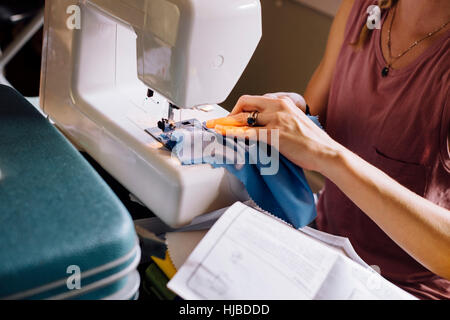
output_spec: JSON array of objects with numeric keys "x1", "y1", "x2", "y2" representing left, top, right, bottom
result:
[{"x1": 382, "y1": 5, "x2": 450, "y2": 77}]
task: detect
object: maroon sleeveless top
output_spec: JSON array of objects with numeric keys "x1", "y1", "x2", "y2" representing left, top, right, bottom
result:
[{"x1": 316, "y1": 0, "x2": 450, "y2": 299}]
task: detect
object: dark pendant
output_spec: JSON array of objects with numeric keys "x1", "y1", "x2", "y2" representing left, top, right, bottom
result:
[{"x1": 382, "y1": 66, "x2": 390, "y2": 77}]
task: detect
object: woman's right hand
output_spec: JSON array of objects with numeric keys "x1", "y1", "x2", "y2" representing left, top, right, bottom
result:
[
  {"x1": 206, "y1": 95, "x2": 342, "y2": 173},
  {"x1": 264, "y1": 92, "x2": 307, "y2": 113}
]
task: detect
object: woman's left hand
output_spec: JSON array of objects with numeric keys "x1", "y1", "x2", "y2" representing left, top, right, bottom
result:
[{"x1": 206, "y1": 95, "x2": 342, "y2": 173}]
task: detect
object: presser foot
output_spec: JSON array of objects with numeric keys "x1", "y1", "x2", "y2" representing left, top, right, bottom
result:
[{"x1": 145, "y1": 118, "x2": 203, "y2": 150}]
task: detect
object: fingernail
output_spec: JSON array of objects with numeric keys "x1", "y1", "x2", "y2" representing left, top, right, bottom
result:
[{"x1": 206, "y1": 120, "x2": 215, "y2": 128}]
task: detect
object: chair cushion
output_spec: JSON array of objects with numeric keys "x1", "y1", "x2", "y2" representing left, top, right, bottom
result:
[{"x1": 0, "y1": 85, "x2": 137, "y2": 298}]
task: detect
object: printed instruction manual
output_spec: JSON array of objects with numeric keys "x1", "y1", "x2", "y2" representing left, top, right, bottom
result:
[{"x1": 167, "y1": 202, "x2": 416, "y2": 300}]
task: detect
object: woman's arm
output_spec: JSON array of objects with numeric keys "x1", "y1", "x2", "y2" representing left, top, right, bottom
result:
[
  {"x1": 207, "y1": 96, "x2": 450, "y2": 280},
  {"x1": 304, "y1": 0, "x2": 354, "y2": 120},
  {"x1": 325, "y1": 141, "x2": 450, "y2": 280}
]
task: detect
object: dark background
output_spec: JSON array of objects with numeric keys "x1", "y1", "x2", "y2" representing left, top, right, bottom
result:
[{"x1": 0, "y1": 0, "x2": 44, "y2": 96}]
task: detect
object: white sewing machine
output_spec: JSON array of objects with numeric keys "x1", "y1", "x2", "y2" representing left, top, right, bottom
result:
[{"x1": 40, "y1": 0, "x2": 262, "y2": 227}]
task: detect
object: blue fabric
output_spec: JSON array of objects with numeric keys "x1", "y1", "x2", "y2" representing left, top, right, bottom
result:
[{"x1": 167, "y1": 116, "x2": 322, "y2": 229}]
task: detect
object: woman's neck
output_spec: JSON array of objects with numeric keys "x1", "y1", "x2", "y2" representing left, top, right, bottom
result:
[{"x1": 397, "y1": 0, "x2": 450, "y2": 37}]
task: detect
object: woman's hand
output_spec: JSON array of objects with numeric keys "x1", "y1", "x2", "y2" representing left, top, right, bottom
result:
[
  {"x1": 206, "y1": 95, "x2": 342, "y2": 174},
  {"x1": 263, "y1": 92, "x2": 308, "y2": 113}
]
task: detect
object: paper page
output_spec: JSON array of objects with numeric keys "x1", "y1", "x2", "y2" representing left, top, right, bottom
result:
[
  {"x1": 168, "y1": 202, "x2": 340, "y2": 300},
  {"x1": 300, "y1": 227, "x2": 370, "y2": 268},
  {"x1": 313, "y1": 254, "x2": 415, "y2": 299},
  {"x1": 168, "y1": 202, "x2": 416, "y2": 300}
]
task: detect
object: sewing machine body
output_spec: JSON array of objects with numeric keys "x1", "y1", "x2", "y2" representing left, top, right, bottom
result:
[{"x1": 40, "y1": 0, "x2": 261, "y2": 227}]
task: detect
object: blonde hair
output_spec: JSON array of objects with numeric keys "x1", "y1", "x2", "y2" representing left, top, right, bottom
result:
[{"x1": 352, "y1": 0, "x2": 398, "y2": 48}]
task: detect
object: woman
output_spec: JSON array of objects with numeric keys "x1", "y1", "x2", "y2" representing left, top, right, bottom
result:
[{"x1": 206, "y1": 0, "x2": 450, "y2": 299}]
